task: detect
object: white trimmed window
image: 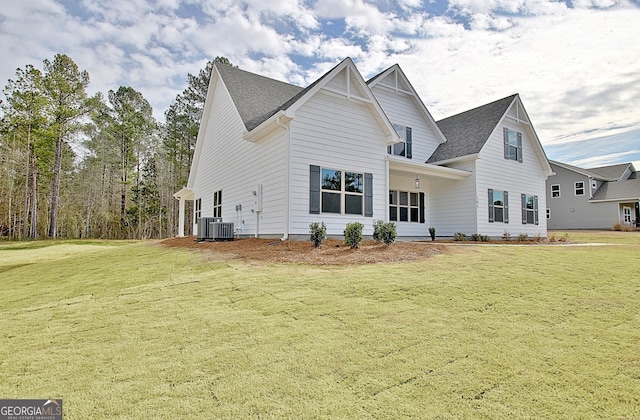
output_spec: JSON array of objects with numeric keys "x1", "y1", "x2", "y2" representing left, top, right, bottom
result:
[
  {"x1": 503, "y1": 128, "x2": 523, "y2": 162},
  {"x1": 195, "y1": 198, "x2": 202, "y2": 224},
  {"x1": 574, "y1": 181, "x2": 585, "y2": 196},
  {"x1": 321, "y1": 168, "x2": 364, "y2": 215},
  {"x1": 387, "y1": 124, "x2": 412, "y2": 159},
  {"x1": 488, "y1": 189, "x2": 509, "y2": 223},
  {"x1": 521, "y1": 194, "x2": 539, "y2": 225},
  {"x1": 389, "y1": 190, "x2": 422, "y2": 223},
  {"x1": 547, "y1": 208, "x2": 551, "y2": 219},
  {"x1": 551, "y1": 184, "x2": 560, "y2": 198},
  {"x1": 213, "y1": 190, "x2": 222, "y2": 218}
]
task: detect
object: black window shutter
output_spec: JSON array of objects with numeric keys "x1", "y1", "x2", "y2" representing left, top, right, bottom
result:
[
  {"x1": 534, "y1": 195, "x2": 539, "y2": 225},
  {"x1": 503, "y1": 128, "x2": 509, "y2": 159},
  {"x1": 504, "y1": 191, "x2": 509, "y2": 223},
  {"x1": 406, "y1": 127, "x2": 412, "y2": 159},
  {"x1": 309, "y1": 165, "x2": 320, "y2": 214},
  {"x1": 488, "y1": 189, "x2": 494, "y2": 223},
  {"x1": 419, "y1": 192, "x2": 425, "y2": 223},
  {"x1": 517, "y1": 132, "x2": 523, "y2": 163},
  {"x1": 521, "y1": 193, "x2": 527, "y2": 224},
  {"x1": 364, "y1": 173, "x2": 373, "y2": 217}
]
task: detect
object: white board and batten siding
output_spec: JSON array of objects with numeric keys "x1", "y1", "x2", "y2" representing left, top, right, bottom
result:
[
  {"x1": 288, "y1": 90, "x2": 389, "y2": 237},
  {"x1": 475, "y1": 119, "x2": 548, "y2": 238},
  {"x1": 371, "y1": 86, "x2": 442, "y2": 162},
  {"x1": 191, "y1": 76, "x2": 288, "y2": 236}
]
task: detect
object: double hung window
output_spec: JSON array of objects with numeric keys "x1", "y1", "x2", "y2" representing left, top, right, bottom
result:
[
  {"x1": 213, "y1": 190, "x2": 222, "y2": 218},
  {"x1": 488, "y1": 189, "x2": 509, "y2": 223},
  {"x1": 387, "y1": 124, "x2": 412, "y2": 158},
  {"x1": 551, "y1": 184, "x2": 560, "y2": 198},
  {"x1": 503, "y1": 128, "x2": 523, "y2": 162},
  {"x1": 521, "y1": 194, "x2": 539, "y2": 225},
  {"x1": 574, "y1": 181, "x2": 585, "y2": 196}
]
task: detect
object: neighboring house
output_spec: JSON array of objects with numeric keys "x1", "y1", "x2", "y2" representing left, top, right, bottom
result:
[
  {"x1": 546, "y1": 160, "x2": 640, "y2": 229},
  {"x1": 175, "y1": 57, "x2": 553, "y2": 239}
]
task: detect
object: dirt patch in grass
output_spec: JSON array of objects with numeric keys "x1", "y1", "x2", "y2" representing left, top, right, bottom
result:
[{"x1": 159, "y1": 236, "x2": 451, "y2": 265}]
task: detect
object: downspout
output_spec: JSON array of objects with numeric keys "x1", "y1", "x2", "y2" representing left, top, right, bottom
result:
[
  {"x1": 277, "y1": 116, "x2": 290, "y2": 240},
  {"x1": 385, "y1": 157, "x2": 390, "y2": 221}
]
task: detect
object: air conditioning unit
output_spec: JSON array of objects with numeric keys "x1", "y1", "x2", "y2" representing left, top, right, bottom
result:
[
  {"x1": 197, "y1": 217, "x2": 217, "y2": 241},
  {"x1": 210, "y1": 221, "x2": 234, "y2": 241}
]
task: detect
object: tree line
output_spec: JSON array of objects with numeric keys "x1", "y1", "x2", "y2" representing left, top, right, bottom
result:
[{"x1": 0, "y1": 53, "x2": 234, "y2": 239}]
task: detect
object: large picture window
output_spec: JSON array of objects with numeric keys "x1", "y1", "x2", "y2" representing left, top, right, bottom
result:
[
  {"x1": 389, "y1": 190, "x2": 422, "y2": 223},
  {"x1": 387, "y1": 124, "x2": 412, "y2": 158},
  {"x1": 503, "y1": 128, "x2": 523, "y2": 162},
  {"x1": 521, "y1": 194, "x2": 539, "y2": 225},
  {"x1": 321, "y1": 168, "x2": 364, "y2": 215},
  {"x1": 488, "y1": 189, "x2": 509, "y2": 223}
]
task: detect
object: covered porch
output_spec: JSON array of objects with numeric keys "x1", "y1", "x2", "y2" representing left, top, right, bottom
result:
[{"x1": 173, "y1": 187, "x2": 194, "y2": 237}]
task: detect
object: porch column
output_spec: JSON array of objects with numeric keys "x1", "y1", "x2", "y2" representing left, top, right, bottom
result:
[{"x1": 178, "y1": 197, "x2": 186, "y2": 237}]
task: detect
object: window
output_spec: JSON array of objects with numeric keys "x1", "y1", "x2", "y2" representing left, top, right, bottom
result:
[
  {"x1": 213, "y1": 190, "x2": 222, "y2": 218},
  {"x1": 551, "y1": 184, "x2": 560, "y2": 198},
  {"x1": 387, "y1": 124, "x2": 412, "y2": 158},
  {"x1": 309, "y1": 165, "x2": 372, "y2": 217},
  {"x1": 321, "y1": 168, "x2": 363, "y2": 215},
  {"x1": 574, "y1": 181, "x2": 585, "y2": 196},
  {"x1": 195, "y1": 198, "x2": 202, "y2": 224},
  {"x1": 389, "y1": 190, "x2": 423, "y2": 223},
  {"x1": 488, "y1": 189, "x2": 509, "y2": 223},
  {"x1": 503, "y1": 128, "x2": 523, "y2": 162},
  {"x1": 547, "y1": 208, "x2": 551, "y2": 219},
  {"x1": 521, "y1": 194, "x2": 539, "y2": 225}
]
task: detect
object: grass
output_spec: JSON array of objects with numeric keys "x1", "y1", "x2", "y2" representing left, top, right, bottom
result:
[{"x1": 1, "y1": 232, "x2": 639, "y2": 418}]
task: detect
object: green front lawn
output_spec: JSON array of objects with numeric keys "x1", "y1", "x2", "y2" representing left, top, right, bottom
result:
[{"x1": 1, "y1": 232, "x2": 638, "y2": 418}]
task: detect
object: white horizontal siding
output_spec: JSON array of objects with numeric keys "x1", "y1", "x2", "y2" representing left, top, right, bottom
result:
[
  {"x1": 371, "y1": 85, "x2": 442, "y2": 162},
  {"x1": 428, "y1": 161, "x2": 478, "y2": 237},
  {"x1": 192, "y1": 77, "x2": 287, "y2": 236},
  {"x1": 288, "y1": 91, "x2": 388, "y2": 236},
  {"x1": 476, "y1": 119, "x2": 548, "y2": 237}
]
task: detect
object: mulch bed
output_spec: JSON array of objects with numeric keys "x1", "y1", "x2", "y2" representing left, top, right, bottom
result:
[{"x1": 159, "y1": 236, "x2": 450, "y2": 265}]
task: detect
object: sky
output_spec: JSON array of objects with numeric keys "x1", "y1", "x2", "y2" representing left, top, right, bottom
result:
[{"x1": 1, "y1": 0, "x2": 639, "y2": 169}]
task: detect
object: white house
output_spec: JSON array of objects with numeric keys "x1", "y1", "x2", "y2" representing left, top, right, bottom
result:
[{"x1": 175, "y1": 58, "x2": 553, "y2": 239}]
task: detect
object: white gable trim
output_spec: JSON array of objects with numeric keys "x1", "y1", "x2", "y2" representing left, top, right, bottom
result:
[{"x1": 368, "y1": 65, "x2": 448, "y2": 145}]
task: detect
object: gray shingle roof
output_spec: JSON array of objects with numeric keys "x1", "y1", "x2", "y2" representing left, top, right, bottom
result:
[
  {"x1": 215, "y1": 63, "x2": 304, "y2": 131},
  {"x1": 591, "y1": 177, "x2": 640, "y2": 200},
  {"x1": 587, "y1": 163, "x2": 632, "y2": 181},
  {"x1": 549, "y1": 160, "x2": 607, "y2": 180},
  {"x1": 428, "y1": 94, "x2": 517, "y2": 163}
]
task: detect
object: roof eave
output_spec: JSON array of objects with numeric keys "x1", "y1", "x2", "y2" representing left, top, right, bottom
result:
[
  {"x1": 388, "y1": 156, "x2": 472, "y2": 180},
  {"x1": 428, "y1": 154, "x2": 480, "y2": 166},
  {"x1": 243, "y1": 110, "x2": 294, "y2": 142}
]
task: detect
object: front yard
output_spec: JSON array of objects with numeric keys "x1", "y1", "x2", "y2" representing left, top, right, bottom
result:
[{"x1": 0, "y1": 231, "x2": 638, "y2": 418}]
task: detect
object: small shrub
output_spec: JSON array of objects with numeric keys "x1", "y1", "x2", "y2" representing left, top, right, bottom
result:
[
  {"x1": 534, "y1": 233, "x2": 544, "y2": 243},
  {"x1": 517, "y1": 233, "x2": 529, "y2": 242},
  {"x1": 557, "y1": 233, "x2": 569, "y2": 243},
  {"x1": 613, "y1": 223, "x2": 622, "y2": 231},
  {"x1": 502, "y1": 231, "x2": 511, "y2": 241},
  {"x1": 372, "y1": 220, "x2": 383, "y2": 242},
  {"x1": 309, "y1": 222, "x2": 327, "y2": 248},
  {"x1": 453, "y1": 232, "x2": 467, "y2": 241},
  {"x1": 428, "y1": 227, "x2": 436, "y2": 241},
  {"x1": 344, "y1": 222, "x2": 364, "y2": 249},
  {"x1": 548, "y1": 233, "x2": 556, "y2": 242},
  {"x1": 373, "y1": 220, "x2": 397, "y2": 245},
  {"x1": 471, "y1": 233, "x2": 490, "y2": 242}
]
